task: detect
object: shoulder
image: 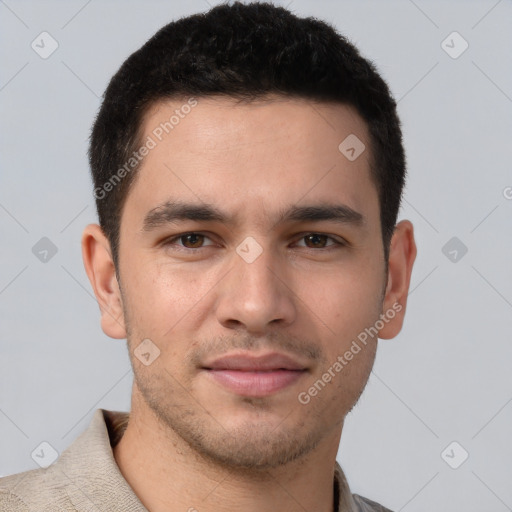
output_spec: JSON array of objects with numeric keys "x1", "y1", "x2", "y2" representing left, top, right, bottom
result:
[
  {"x1": 352, "y1": 493, "x2": 395, "y2": 512},
  {"x1": 0, "y1": 484, "x2": 29, "y2": 512},
  {"x1": 0, "y1": 466, "x2": 59, "y2": 511},
  {"x1": 0, "y1": 409, "x2": 135, "y2": 512}
]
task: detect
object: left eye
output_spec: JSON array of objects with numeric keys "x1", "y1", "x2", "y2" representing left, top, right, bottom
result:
[{"x1": 294, "y1": 234, "x2": 340, "y2": 249}]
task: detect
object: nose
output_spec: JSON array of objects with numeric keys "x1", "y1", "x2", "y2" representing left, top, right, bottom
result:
[{"x1": 214, "y1": 241, "x2": 297, "y2": 333}]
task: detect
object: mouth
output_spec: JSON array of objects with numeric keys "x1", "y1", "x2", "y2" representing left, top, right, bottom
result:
[{"x1": 201, "y1": 352, "x2": 308, "y2": 397}]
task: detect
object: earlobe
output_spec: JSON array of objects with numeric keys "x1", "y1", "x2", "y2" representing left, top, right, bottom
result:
[
  {"x1": 378, "y1": 220, "x2": 417, "y2": 340},
  {"x1": 81, "y1": 224, "x2": 127, "y2": 339}
]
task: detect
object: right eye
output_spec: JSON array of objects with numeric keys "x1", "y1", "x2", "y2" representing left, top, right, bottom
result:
[{"x1": 163, "y1": 232, "x2": 216, "y2": 250}]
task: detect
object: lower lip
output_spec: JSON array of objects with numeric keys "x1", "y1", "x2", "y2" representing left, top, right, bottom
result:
[{"x1": 204, "y1": 369, "x2": 306, "y2": 397}]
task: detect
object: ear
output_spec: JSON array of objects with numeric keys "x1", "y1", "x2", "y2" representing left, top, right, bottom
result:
[
  {"x1": 81, "y1": 224, "x2": 127, "y2": 339},
  {"x1": 378, "y1": 220, "x2": 417, "y2": 339}
]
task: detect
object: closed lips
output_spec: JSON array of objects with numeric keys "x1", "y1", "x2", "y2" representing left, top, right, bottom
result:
[
  {"x1": 202, "y1": 352, "x2": 308, "y2": 371},
  {"x1": 201, "y1": 352, "x2": 309, "y2": 397}
]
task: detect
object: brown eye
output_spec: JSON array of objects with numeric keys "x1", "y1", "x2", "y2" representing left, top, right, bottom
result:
[
  {"x1": 179, "y1": 233, "x2": 205, "y2": 248},
  {"x1": 303, "y1": 234, "x2": 330, "y2": 248},
  {"x1": 162, "y1": 232, "x2": 216, "y2": 253}
]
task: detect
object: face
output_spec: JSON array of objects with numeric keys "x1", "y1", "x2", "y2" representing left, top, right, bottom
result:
[{"x1": 95, "y1": 96, "x2": 397, "y2": 469}]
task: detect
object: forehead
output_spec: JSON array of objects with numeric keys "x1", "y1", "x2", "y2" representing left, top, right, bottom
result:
[{"x1": 124, "y1": 95, "x2": 378, "y2": 227}]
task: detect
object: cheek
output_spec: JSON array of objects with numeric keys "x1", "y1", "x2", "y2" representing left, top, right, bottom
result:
[
  {"x1": 302, "y1": 263, "x2": 384, "y2": 333},
  {"x1": 122, "y1": 261, "x2": 214, "y2": 348},
  {"x1": 297, "y1": 272, "x2": 383, "y2": 395}
]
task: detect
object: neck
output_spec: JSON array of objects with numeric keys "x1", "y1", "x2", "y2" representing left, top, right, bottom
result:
[{"x1": 112, "y1": 392, "x2": 344, "y2": 512}]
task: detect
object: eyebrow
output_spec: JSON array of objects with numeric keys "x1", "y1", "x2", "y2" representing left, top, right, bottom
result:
[{"x1": 142, "y1": 200, "x2": 365, "y2": 232}]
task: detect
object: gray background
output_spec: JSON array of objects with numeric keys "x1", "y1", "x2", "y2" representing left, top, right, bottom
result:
[{"x1": 1, "y1": 0, "x2": 511, "y2": 510}]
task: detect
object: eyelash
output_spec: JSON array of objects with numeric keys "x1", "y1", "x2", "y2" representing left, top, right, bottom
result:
[{"x1": 162, "y1": 232, "x2": 346, "y2": 252}]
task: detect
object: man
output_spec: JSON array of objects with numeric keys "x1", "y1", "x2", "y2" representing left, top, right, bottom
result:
[{"x1": 0, "y1": 2, "x2": 416, "y2": 511}]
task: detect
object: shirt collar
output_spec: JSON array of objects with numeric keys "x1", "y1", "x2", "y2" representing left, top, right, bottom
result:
[{"x1": 61, "y1": 408, "x2": 359, "y2": 512}]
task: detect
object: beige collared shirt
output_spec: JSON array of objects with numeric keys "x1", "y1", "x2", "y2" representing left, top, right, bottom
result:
[{"x1": 0, "y1": 409, "x2": 393, "y2": 511}]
